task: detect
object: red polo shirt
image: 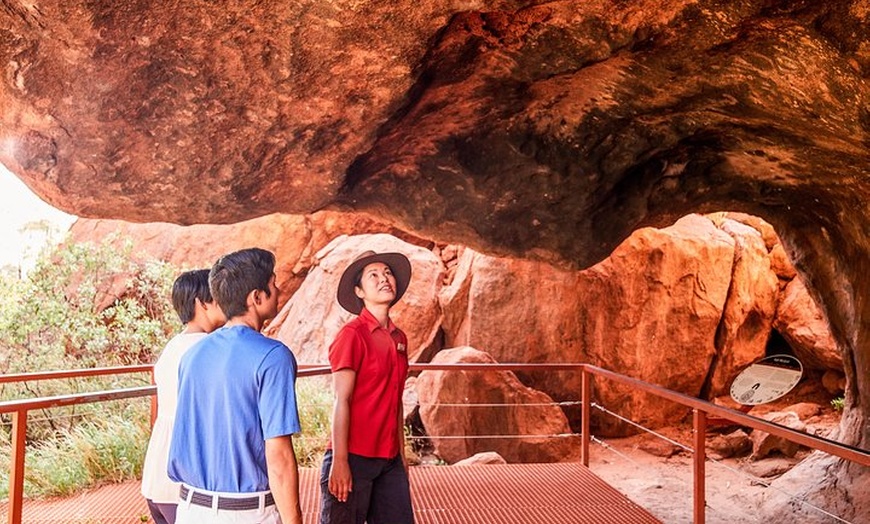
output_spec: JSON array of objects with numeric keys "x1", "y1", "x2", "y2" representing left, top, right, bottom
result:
[{"x1": 328, "y1": 308, "x2": 409, "y2": 458}]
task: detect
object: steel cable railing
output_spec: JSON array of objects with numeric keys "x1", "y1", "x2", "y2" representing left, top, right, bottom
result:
[
  {"x1": 591, "y1": 398, "x2": 854, "y2": 524},
  {"x1": 3, "y1": 362, "x2": 870, "y2": 524}
]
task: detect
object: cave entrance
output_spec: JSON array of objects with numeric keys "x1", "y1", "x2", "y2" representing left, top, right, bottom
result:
[{"x1": 765, "y1": 329, "x2": 794, "y2": 358}]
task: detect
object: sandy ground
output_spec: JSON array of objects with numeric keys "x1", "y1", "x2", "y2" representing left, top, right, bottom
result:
[
  {"x1": 586, "y1": 420, "x2": 841, "y2": 524},
  {"x1": 578, "y1": 377, "x2": 849, "y2": 524},
  {"x1": 588, "y1": 433, "x2": 768, "y2": 523}
]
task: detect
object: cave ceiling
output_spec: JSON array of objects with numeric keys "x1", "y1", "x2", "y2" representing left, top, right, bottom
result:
[{"x1": 0, "y1": 0, "x2": 866, "y2": 269}]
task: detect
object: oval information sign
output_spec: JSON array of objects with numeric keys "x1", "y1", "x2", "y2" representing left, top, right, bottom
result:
[{"x1": 729, "y1": 354, "x2": 803, "y2": 406}]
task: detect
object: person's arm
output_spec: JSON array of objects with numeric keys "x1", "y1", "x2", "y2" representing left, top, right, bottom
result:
[
  {"x1": 265, "y1": 435, "x2": 302, "y2": 524},
  {"x1": 329, "y1": 368, "x2": 356, "y2": 502}
]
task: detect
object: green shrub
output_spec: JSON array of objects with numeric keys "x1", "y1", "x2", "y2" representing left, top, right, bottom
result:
[
  {"x1": 68, "y1": 404, "x2": 150, "y2": 483},
  {"x1": 0, "y1": 234, "x2": 178, "y2": 372},
  {"x1": 0, "y1": 398, "x2": 151, "y2": 499},
  {"x1": 0, "y1": 235, "x2": 343, "y2": 499},
  {"x1": 831, "y1": 396, "x2": 845, "y2": 412},
  {"x1": 293, "y1": 377, "x2": 333, "y2": 467},
  {"x1": 0, "y1": 235, "x2": 179, "y2": 498}
]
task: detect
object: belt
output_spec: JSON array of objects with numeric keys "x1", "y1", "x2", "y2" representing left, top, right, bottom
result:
[{"x1": 180, "y1": 485, "x2": 275, "y2": 511}]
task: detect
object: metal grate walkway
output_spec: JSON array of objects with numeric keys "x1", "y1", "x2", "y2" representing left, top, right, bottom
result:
[{"x1": 2, "y1": 463, "x2": 661, "y2": 523}]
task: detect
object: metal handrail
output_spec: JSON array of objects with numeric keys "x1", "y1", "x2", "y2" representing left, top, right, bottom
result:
[
  {"x1": 1, "y1": 366, "x2": 156, "y2": 524},
  {"x1": 2, "y1": 362, "x2": 869, "y2": 524},
  {"x1": 410, "y1": 362, "x2": 870, "y2": 523},
  {"x1": 0, "y1": 364, "x2": 333, "y2": 524},
  {"x1": 0, "y1": 365, "x2": 154, "y2": 385},
  {"x1": 582, "y1": 364, "x2": 870, "y2": 465},
  {"x1": 579, "y1": 364, "x2": 869, "y2": 524},
  {"x1": 0, "y1": 386, "x2": 155, "y2": 414}
]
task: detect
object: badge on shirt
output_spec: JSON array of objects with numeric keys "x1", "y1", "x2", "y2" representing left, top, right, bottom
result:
[{"x1": 397, "y1": 343, "x2": 407, "y2": 353}]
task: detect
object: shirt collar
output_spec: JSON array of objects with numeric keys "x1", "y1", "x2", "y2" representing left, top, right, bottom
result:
[{"x1": 358, "y1": 307, "x2": 397, "y2": 334}]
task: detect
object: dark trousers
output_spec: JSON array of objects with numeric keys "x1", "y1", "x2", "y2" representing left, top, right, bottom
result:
[
  {"x1": 146, "y1": 499, "x2": 177, "y2": 524},
  {"x1": 319, "y1": 450, "x2": 414, "y2": 524}
]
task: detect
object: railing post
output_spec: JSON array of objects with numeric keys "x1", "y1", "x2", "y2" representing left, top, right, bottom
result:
[
  {"x1": 8, "y1": 410, "x2": 27, "y2": 524},
  {"x1": 693, "y1": 408, "x2": 706, "y2": 524},
  {"x1": 581, "y1": 366, "x2": 590, "y2": 467}
]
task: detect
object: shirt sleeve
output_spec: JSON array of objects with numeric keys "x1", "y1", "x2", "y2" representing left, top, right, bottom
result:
[
  {"x1": 329, "y1": 325, "x2": 365, "y2": 373},
  {"x1": 258, "y1": 344, "x2": 302, "y2": 440}
]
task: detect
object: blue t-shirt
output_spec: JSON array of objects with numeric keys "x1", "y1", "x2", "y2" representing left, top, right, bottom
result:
[{"x1": 167, "y1": 325, "x2": 301, "y2": 493}]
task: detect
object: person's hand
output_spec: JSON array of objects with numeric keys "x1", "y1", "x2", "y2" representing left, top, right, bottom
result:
[{"x1": 329, "y1": 457, "x2": 353, "y2": 502}]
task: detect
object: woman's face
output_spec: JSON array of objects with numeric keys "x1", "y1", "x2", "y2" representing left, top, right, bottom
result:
[{"x1": 354, "y1": 262, "x2": 397, "y2": 308}]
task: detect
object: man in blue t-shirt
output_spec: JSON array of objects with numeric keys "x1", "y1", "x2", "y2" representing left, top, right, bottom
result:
[{"x1": 168, "y1": 248, "x2": 302, "y2": 524}]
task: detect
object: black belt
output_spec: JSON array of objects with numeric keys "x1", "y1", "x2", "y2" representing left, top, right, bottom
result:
[{"x1": 180, "y1": 485, "x2": 275, "y2": 511}]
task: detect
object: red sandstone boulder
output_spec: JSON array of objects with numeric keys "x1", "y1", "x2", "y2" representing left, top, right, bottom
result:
[
  {"x1": 768, "y1": 243, "x2": 799, "y2": 284},
  {"x1": 707, "y1": 218, "x2": 779, "y2": 397},
  {"x1": 706, "y1": 429, "x2": 752, "y2": 460},
  {"x1": 708, "y1": 212, "x2": 796, "y2": 283},
  {"x1": 821, "y1": 370, "x2": 846, "y2": 395},
  {"x1": 264, "y1": 233, "x2": 444, "y2": 363},
  {"x1": 750, "y1": 411, "x2": 807, "y2": 460},
  {"x1": 415, "y1": 347, "x2": 581, "y2": 464},
  {"x1": 452, "y1": 452, "x2": 507, "y2": 466},
  {"x1": 438, "y1": 245, "x2": 583, "y2": 365},
  {"x1": 440, "y1": 214, "x2": 735, "y2": 435},
  {"x1": 71, "y1": 210, "x2": 843, "y2": 440},
  {"x1": 578, "y1": 215, "x2": 734, "y2": 434},
  {"x1": 773, "y1": 278, "x2": 841, "y2": 371}
]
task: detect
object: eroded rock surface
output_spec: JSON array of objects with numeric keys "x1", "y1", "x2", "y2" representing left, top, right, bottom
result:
[
  {"x1": 69, "y1": 210, "x2": 418, "y2": 307},
  {"x1": 415, "y1": 347, "x2": 581, "y2": 464},
  {"x1": 263, "y1": 232, "x2": 444, "y2": 363},
  {"x1": 76, "y1": 213, "x2": 844, "y2": 434}
]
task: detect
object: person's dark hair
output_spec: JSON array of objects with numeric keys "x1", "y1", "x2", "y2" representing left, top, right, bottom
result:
[
  {"x1": 171, "y1": 269, "x2": 213, "y2": 324},
  {"x1": 209, "y1": 248, "x2": 276, "y2": 319}
]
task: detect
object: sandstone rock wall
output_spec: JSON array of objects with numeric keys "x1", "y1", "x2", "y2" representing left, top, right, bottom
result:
[
  {"x1": 416, "y1": 347, "x2": 581, "y2": 464},
  {"x1": 69, "y1": 210, "x2": 425, "y2": 308},
  {"x1": 72, "y1": 210, "x2": 842, "y2": 443},
  {"x1": 262, "y1": 233, "x2": 445, "y2": 363}
]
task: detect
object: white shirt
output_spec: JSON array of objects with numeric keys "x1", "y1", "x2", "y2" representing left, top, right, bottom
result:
[{"x1": 141, "y1": 332, "x2": 207, "y2": 502}]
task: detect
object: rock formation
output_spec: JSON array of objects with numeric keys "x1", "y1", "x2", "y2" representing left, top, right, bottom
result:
[
  {"x1": 68, "y1": 210, "x2": 422, "y2": 308},
  {"x1": 263, "y1": 232, "x2": 444, "y2": 363},
  {"x1": 415, "y1": 347, "x2": 581, "y2": 464},
  {"x1": 5, "y1": 1, "x2": 869, "y2": 518},
  {"x1": 75, "y1": 213, "x2": 845, "y2": 439}
]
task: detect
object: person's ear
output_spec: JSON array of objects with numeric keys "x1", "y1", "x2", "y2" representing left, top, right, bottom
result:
[
  {"x1": 354, "y1": 285, "x2": 364, "y2": 300},
  {"x1": 246, "y1": 289, "x2": 259, "y2": 307},
  {"x1": 202, "y1": 300, "x2": 221, "y2": 315}
]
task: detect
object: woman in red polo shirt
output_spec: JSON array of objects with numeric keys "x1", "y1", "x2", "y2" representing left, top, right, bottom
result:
[{"x1": 319, "y1": 251, "x2": 415, "y2": 524}]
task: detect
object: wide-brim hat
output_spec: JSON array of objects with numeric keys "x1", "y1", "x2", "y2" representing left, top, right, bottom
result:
[{"x1": 337, "y1": 251, "x2": 412, "y2": 314}]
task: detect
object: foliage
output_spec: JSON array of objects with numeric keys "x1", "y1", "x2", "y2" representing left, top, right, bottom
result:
[
  {"x1": 0, "y1": 235, "x2": 179, "y2": 433},
  {"x1": 0, "y1": 399, "x2": 151, "y2": 499},
  {"x1": 831, "y1": 396, "x2": 845, "y2": 412},
  {"x1": 0, "y1": 234, "x2": 179, "y2": 376},
  {"x1": 293, "y1": 377, "x2": 333, "y2": 467},
  {"x1": 404, "y1": 424, "x2": 422, "y2": 466},
  {"x1": 0, "y1": 235, "x2": 180, "y2": 497},
  {"x1": 0, "y1": 235, "x2": 346, "y2": 499}
]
